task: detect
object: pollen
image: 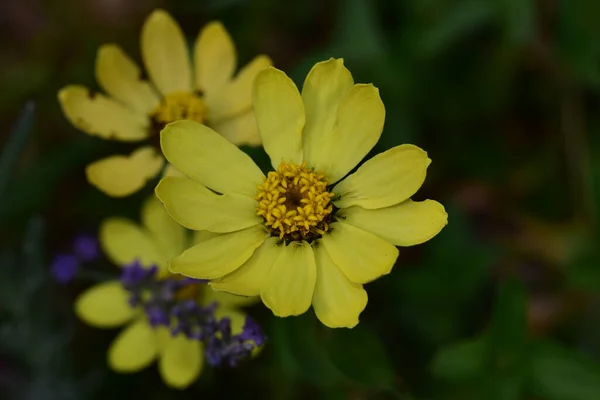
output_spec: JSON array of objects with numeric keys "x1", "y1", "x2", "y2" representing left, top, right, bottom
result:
[
  {"x1": 152, "y1": 92, "x2": 207, "y2": 124},
  {"x1": 256, "y1": 161, "x2": 335, "y2": 241}
]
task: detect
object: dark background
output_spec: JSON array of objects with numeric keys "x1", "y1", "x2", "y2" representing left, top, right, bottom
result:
[{"x1": 2, "y1": 0, "x2": 600, "y2": 399}]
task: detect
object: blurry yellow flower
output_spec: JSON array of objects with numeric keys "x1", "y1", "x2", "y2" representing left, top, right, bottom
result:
[
  {"x1": 155, "y1": 59, "x2": 448, "y2": 328},
  {"x1": 75, "y1": 197, "x2": 256, "y2": 388},
  {"x1": 58, "y1": 9, "x2": 272, "y2": 197}
]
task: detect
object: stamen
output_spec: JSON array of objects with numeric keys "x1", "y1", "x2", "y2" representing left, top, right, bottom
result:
[
  {"x1": 255, "y1": 161, "x2": 335, "y2": 241},
  {"x1": 151, "y1": 92, "x2": 207, "y2": 124}
]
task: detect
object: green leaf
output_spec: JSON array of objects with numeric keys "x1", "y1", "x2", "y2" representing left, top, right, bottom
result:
[
  {"x1": 271, "y1": 314, "x2": 345, "y2": 388},
  {"x1": 431, "y1": 335, "x2": 487, "y2": 381},
  {"x1": 481, "y1": 372, "x2": 524, "y2": 400},
  {"x1": 0, "y1": 136, "x2": 107, "y2": 226},
  {"x1": 331, "y1": 0, "x2": 386, "y2": 63},
  {"x1": 391, "y1": 205, "x2": 493, "y2": 344},
  {"x1": 488, "y1": 279, "x2": 529, "y2": 367},
  {"x1": 418, "y1": 0, "x2": 495, "y2": 57},
  {"x1": 0, "y1": 102, "x2": 35, "y2": 193},
  {"x1": 326, "y1": 324, "x2": 396, "y2": 391},
  {"x1": 498, "y1": 0, "x2": 535, "y2": 44},
  {"x1": 527, "y1": 340, "x2": 600, "y2": 400}
]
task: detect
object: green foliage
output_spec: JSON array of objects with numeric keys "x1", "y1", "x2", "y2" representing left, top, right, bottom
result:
[
  {"x1": 2, "y1": 0, "x2": 600, "y2": 399},
  {"x1": 528, "y1": 341, "x2": 600, "y2": 400}
]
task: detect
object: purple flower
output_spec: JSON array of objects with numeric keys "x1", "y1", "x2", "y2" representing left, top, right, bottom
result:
[
  {"x1": 72, "y1": 234, "x2": 100, "y2": 262},
  {"x1": 204, "y1": 316, "x2": 264, "y2": 367},
  {"x1": 50, "y1": 253, "x2": 79, "y2": 284},
  {"x1": 120, "y1": 261, "x2": 157, "y2": 288},
  {"x1": 146, "y1": 306, "x2": 170, "y2": 327},
  {"x1": 239, "y1": 316, "x2": 266, "y2": 347}
]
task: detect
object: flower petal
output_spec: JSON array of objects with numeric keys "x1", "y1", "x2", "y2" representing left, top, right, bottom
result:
[
  {"x1": 312, "y1": 244, "x2": 367, "y2": 328},
  {"x1": 95, "y1": 44, "x2": 160, "y2": 115},
  {"x1": 314, "y1": 84, "x2": 385, "y2": 183},
  {"x1": 108, "y1": 319, "x2": 158, "y2": 372},
  {"x1": 202, "y1": 287, "x2": 259, "y2": 308},
  {"x1": 333, "y1": 145, "x2": 431, "y2": 209},
  {"x1": 301, "y1": 58, "x2": 354, "y2": 168},
  {"x1": 194, "y1": 21, "x2": 236, "y2": 96},
  {"x1": 75, "y1": 281, "x2": 134, "y2": 328},
  {"x1": 141, "y1": 196, "x2": 186, "y2": 261},
  {"x1": 206, "y1": 55, "x2": 273, "y2": 122},
  {"x1": 58, "y1": 85, "x2": 149, "y2": 141},
  {"x1": 99, "y1": 217, "x2": 163, "y2": 268},
  {"x1": 192, "y1": 230, "x2": 222, "y2": 244},
  {"x1": 321, "y1": 221, "x2": 398, "y2": 284},
  {"x1": 261, "y1": 241, "x2": 316, "y2": 317},
  {"x1": 340, "y1": 199, "x2": 448, "y2": 246},
  {"x1": 210, "y1": 237, "x2": 280, "y2": 296},
  {"x1": 163, "y1": 163, "x2": 186, "y2": 178},
  {"x1": 141, "y1": 9, "x2": 191, "y2": 95},
  {"x1": 253, "y1": 67, "x2": 305, "y2": 168},
  {"x1": 169, "y1": 225, "x2": 269, "y2": 279},
  {"x1": 158, "y1": 333, "x2": 203, "y2": 389},
  {"x1": 211, "y1": 109, "x2": 261, "y2": 146},
  {"x1": 86, "y1": 146, "x2": 164, "y2": 197},
  {"x1": 160, "y1": 120, "x2": 265, "y2": 196},
  {"x1": 155, "y1": 176, "x2": 261, "y2": 233}
]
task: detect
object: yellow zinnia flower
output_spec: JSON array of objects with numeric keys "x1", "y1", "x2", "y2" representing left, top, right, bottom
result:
[
  {"x1": 58, "y1": 9, "x2": 271, "y2": 197},
  {"x1": 155, "y1": 59, "x2": 448, "y2": 328},
  {"x1": 75, "y1": 197, "x2": 256, "y2": 388}
]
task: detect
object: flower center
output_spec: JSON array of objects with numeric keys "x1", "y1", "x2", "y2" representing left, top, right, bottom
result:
[
  {"x1": 151, "y1": 91, "x2": 208, "y2": 125},
  {"x1": 255, "y1": 161, "x2": 335, "y2": 242}
]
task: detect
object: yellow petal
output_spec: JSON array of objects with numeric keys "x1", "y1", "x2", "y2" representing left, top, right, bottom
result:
[
  {"x1": 163, "y1": 163, "x2": 185, "y2": 178},
  {"x1": 253, "y1": 67, "x2": 305, "y2": 168},
  {"x1": 141, "y1": 9, "x2": 191, "y2": 95},
  {"x1": 95, "y1": 44, "x2": 160, "y2": 115},
  {"x1": 192, "y1": 230, "x2": 222, "y2": 244},
  {"x1": 158, "y1": 333, "x2": 203, "y2": 389},
  {"x1": 141, "y1": 196, "x2": 186, "y2": 261},
  {"x1": 58, "y1": 85, "x2": 149, "y2": 141},
  {"x1": 340, "y1": 199, "x2": 448, "y2": 246},
  {"x1": 74, "y1": 281, "x2": 134, "y2": 328},
  {"x1": 155, "y1": 176, "x2": 261, "y2": 232},
  {"x1": 160, "y1": 120, "x2": 265, "y2": 196},
  {"x1": 334, "y1": 145, "x2": 431, "y2": 209},
  {"x1": 169, "y1": 225, "x2": 269, "y2": 279},
  {"x1": 312, "y1": 244, "x2": 368, "y2": 328},
  {"x1": 206, "y1": 55, "x2": 273, "y2": 122},
  {"x1": 313, "y1": 84, "x2": 385, "y2": 183},
  {"x1": 108, "y1": 319, "x2": 158, "y2": 372},
  {"x1": 301, "y1": 58, "x2": 354, "y2": 168},
  {"x1": 194, "y1": 21, "x2": 236, "y2": 96},
  {"x1": 321, "y1": 221, "x2": 398, "y2": 284},
  {"x1": 99, "y1": 217, "x2": 163, "y2": 268},
  {"x1": 86, "y1": 146, "x2": 164, "y2": 197},
  {"x1": 261, "y1": 241, "x2": 316, "y2": 317},
  {"x1": 211, "y1": 109, "x2": 262, "y2": 146},
  {"x1": 210, "y1": 237, "x2": 280, "y2": 296},
  {"x1": 202, "y1": 287, "x2": 259, "y2": 308}
]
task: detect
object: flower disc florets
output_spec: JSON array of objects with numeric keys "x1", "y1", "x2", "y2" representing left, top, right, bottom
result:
[
  {"x1": 152, "y1": 92, "x2": 207, "y2": 125},
  {"x1": 256, "y1": 161, "x2": 335, "y2": 242}
]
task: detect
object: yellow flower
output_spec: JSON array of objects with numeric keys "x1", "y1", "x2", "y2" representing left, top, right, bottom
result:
[
  {"x1": 75, "y1": 197, "x2": 256, "y2": 389},
  {"x1": 58, "y1": 9, "x2": 272, "y2": 197},
  {"x1": 155, "y1": 59, "x2": 448, "y2": 329}
]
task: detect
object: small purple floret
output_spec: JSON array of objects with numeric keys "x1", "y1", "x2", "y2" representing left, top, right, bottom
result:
[
  {"x1": 50, "y1": 253, "x2": 79, "y2": 284},
  {"x1": 72, "y1": 234, "x2": 100, "y2": 262}
]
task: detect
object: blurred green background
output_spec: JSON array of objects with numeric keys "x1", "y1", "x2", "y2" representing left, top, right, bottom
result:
[{"x1": 2, "y1": 0, "x2": 600, "y2": 399}]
